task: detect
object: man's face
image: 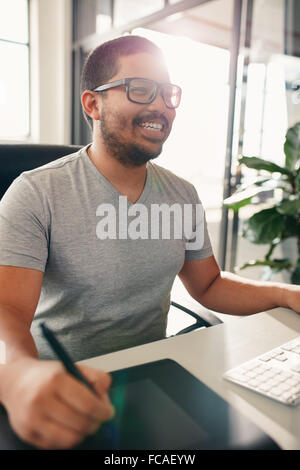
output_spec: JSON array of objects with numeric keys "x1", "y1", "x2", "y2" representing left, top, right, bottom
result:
[{"x1": 97, "y1": 52, "x2": 176, "y2": 167}]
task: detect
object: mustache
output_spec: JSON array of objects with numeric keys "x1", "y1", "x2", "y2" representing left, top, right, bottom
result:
[{"x1": 133, "y1": 112, "x2": 169, "y2": 129}]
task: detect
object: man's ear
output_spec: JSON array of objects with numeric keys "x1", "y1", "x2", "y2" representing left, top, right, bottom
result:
[{"x1": 81, "y1": 90, "x2": 102, "y2": 121}]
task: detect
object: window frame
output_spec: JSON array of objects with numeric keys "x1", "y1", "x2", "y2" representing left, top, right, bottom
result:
[{"x1": 0, "y1": 0, "x2": 30, "y2": 142}]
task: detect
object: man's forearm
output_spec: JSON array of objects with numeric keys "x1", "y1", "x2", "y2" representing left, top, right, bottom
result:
[
  {"x1": 0, "y1": 305, "x2": 39, "y2": 404},
  {"x1": 0, "y1": 305, "x2": 38, "y2": 364},
  {"x1": 199, "y1": 271, "x2": 290, "y2": 315}
]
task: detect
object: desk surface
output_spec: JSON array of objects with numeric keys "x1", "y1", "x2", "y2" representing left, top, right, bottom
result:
[{"x1": 80, "y1": 307, "x2": 300, "y2": 450}]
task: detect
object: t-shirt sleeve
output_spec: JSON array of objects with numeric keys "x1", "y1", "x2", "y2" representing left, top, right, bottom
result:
[
  {"x1": 184, "y1": 185, "x2": 214, "y2": 261},
  {"x1": 0, "y1": 174, "x2": 49, "y2": 272}
]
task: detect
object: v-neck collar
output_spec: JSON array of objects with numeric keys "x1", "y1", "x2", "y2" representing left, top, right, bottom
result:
[{"x1": 81, "y1": 144, "x2": 152, "y2": 206}]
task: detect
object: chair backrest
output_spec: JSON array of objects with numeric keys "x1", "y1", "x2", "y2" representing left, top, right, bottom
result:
[{"x1": 0, "y1": 144, "x2": 83, "y2": 199}]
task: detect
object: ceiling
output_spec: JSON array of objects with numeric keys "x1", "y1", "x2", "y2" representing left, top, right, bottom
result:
[{"x1": 147, "y1": 0, "x2": 284, "y2": 56}]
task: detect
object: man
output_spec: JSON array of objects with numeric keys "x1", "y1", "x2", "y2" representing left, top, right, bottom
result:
[{"x1": 0, "y1": 35, "x2": 299, "y2": 450}]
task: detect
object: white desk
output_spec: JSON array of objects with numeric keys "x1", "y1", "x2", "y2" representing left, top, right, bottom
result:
[{"x1": 80, "y1": 307, "x2": 300, "y2": 450}]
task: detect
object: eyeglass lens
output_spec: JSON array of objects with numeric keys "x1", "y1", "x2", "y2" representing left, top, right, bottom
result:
[{"x1": 128, "y1": 79, "x2": 180, "y2": 108}]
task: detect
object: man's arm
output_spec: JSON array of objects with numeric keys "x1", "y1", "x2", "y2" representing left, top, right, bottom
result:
[
  {"x1": 178, "y1": 256, "x2": 300, "y2": 315},
  {"x1": 0, "y1": 266, "x2": 42, "y2": 362},
  {"x1": 0, "y1": 265, "x2": 114, "y2": 449}
]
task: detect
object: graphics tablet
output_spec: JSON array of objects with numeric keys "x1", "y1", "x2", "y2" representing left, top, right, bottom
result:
[{"x1": 0, "y1": 359, "x2": 280, "y2": 450}]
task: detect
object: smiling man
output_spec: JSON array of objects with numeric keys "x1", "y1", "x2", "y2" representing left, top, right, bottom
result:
[
  {"x1": 81, "y1": 40, "x2": 177, "y2": 203},
  {"x1": 81, "y1": 38, "x2": 175, "y2": 168},
  {"x1": 0, "y1": 35, "x2": 299, "y2": 450}
]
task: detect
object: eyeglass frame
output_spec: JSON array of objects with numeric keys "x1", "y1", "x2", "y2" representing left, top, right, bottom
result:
[{"x1": 92, "y1": 77, "x2": 182, "y2": 109}]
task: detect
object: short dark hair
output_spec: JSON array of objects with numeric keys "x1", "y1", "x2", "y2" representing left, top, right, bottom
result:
[{"x1": 80, "y1": 35, "x2": 165, "y2": 130}]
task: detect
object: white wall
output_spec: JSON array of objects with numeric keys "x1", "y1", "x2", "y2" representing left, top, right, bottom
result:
[{"x1": 30, "y1": 0, "x2": 72, "y2": 144}]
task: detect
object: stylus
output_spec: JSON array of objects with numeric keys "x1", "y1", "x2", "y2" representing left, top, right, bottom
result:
[
  {"x1": 40, "y1": 322, "x2": 118, "y2": 449},
  {"x1": 40, "y1": 322, "x2": 95, "y2": 392}
]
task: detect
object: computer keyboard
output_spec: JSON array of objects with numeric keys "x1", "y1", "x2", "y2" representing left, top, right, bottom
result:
[{"x1": 223, "y1": 336, "x2": 300, "y2": 406}]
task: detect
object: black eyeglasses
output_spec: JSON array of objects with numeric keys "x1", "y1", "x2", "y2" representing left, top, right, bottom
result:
[{"x1": 92, "y1": 77, "x2": 182, "y2": 109}]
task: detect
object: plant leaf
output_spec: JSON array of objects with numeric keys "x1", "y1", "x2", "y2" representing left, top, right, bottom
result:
[
  {"x1": 239, "y1": 258, "x2": 292, "y2": 270},
  {"x1": 224, "y1": 179, "x2": 280, "y2": 211},
  {"x1": 224, "y1": 187, "x2": 270, "y2": 211},
  {"x1": 284, "y1": 122, "x2": 300, "y2": 171},
  {"x1": 282, "y1": 215, "x2": 299, "y2": 238},
  {"x1": 239, "y1": 156, "x2": 291, "y2": 176},
  {"x1": 224, "y1": 196, "x2": 254, "y2": 212},
  {"x1": 242, "y1": 208, "x2": 285, "y2": 244},
  {"x1": 235, "y1": 176, "x2": 278, "y2": 191},
  {"x1": 276, "y1": 198, "x2": 300, "y2": 215}
]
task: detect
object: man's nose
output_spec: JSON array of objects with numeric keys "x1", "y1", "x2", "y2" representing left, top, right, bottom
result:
[
  {"x1": 148, "y1": 91, "x2": 175, "y2": 119},
  {"x1": 148, "y1": 89, "x2": 168, "y2": 109}
]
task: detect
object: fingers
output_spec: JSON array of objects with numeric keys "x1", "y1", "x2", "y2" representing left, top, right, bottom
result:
[
  {"x1": 78, "y1": 365, "x2": 112, "y2": 395},
  {"x1": 43, "y1": 394, "x2": 101, "y2": 436},
  {"x1": 55, "y1": 372, "x2": 115, "y2": 422},
  {"x1": 23, "y1": 418, "x2": 84, "y2": 450}
]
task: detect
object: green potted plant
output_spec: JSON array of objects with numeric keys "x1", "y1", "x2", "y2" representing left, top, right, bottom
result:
[{"x1": 224, "y1": 121, "x2": 300, "y2": 285}]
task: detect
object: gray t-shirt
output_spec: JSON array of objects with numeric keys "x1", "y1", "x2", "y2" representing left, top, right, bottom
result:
[{"x1": 0, "y1": 145, "x2": 213, "y2": 361}]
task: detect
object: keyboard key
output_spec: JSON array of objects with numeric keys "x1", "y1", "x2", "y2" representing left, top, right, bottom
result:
[
  {"x1": 274, "y1": 350, "x2": 284, "y2": 356},
  {"x1": 290, "y1": 363, "x2": 300, "y2": 373},
  {"x1": 262, "y1": 370, "x2": 276, "y2": 379},
  {"x1": 229, "y1": 373, "x2": 248, "y2": 383},
  {"x1": 286, "y1": 377, "x2": 299, "y2": 387},
  {"x1": 281, "y1": 392, "x2": 293, "y2": 401},
  {"x1": 248, "y1": 379, "x2": 259, "y2": 387},
  {"x1": 259, "y1": 383, "x2": 272, "y2": 392},
  {"x1": 289, "y1": 387, "x2": 300, "y2": 397},
  {"x1": 268, "y1": 350, "x2": 283, "y2": 359},
  {"x1": 267, "y1": 379, "x2": 281, "y2": 388},
  {"x1": 270, "y1": 387, "x2": 282, "y2": 397},
  {"x1": 279, "y1": 371, "x2": 293, "y2": 379},
  {"x1": 243, "y1": 362, "x2": 258, "y2": 371},
  {"x1": 245, "y1": 370, "x2": 258, "y2": 379},
  {"x1": 248, "y1": 377, "x2": 266, "y2": 387},
  {"x1": 277, "y1": 383, "x2": 290, "y2": 392},
  {"x1": 274, "y1": 372, "x2": 286, "y2": 381},
  {"x1": 261, "y1": 364, "x2": 272, "y2": 371},
  {"x1": 274, "y1": 355, "x2": 288, "y2": 362},
  {"x1": 259, "y1": 356, "x2": 271, "y2": 362}
]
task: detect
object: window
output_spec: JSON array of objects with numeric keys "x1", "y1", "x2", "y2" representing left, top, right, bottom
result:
[{"x1": 0, "y1": 0, "x2": 30, "y2": 140}]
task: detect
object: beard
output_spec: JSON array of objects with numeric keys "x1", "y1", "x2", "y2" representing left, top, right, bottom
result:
[{"x1": 100, "y1": 107, "x2": 165, "y2": 167}]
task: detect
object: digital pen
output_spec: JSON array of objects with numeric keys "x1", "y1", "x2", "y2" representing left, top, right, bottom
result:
[{"x1": 40, "y1": 322, "x2": 118, "y2": 449}]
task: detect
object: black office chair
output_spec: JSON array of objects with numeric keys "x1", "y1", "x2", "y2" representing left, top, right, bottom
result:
[{"x1": 0, "y1": 143, "x2": 222, "y2": 334}]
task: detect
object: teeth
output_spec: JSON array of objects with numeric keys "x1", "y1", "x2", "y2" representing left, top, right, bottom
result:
[{"x1": 139, "y1": 122, "x2": 163, "y2": 131}]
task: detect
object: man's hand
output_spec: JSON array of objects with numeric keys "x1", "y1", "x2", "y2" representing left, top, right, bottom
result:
[
  {"x1": 0, "y1": 358, "x2": 115, "y2": 449},
  {"x1": 282, "y1": 284, "x2": 300, "y2": 314}
]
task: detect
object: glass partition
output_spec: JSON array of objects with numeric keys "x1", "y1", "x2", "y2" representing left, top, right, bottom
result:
[
  {"x1": 232, "y1": 0, "x2": 300, "y2": 283},
  {"x1": 0, "y1": 0, "x2": 29, "y2": 140}
]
